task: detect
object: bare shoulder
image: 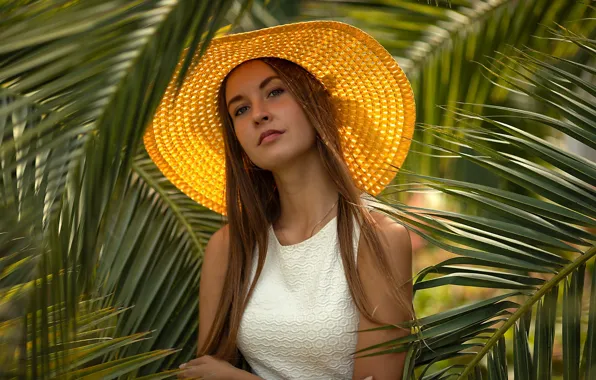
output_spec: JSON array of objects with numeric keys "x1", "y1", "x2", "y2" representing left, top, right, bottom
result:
[
  {"x1": 368, "y1": 211, "x2": 412, "y2": 260},
  {"x1": 203, "y1": 224, "x2": 231, "y2": 267},
  {"x1": 357, "y1": 210, "x2": 412, "y2": 289}
]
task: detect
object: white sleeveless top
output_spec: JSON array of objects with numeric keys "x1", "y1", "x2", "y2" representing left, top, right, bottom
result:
[{"x1": 237, "y1": 216, "x2": 361, "y2": 379}]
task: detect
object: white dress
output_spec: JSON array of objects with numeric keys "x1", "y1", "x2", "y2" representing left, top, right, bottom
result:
[{"x1": 237, "y1": 216, "x2": 361, "y2": 380}]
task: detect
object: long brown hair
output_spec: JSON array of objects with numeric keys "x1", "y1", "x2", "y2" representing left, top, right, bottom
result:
[{"x1": 200, "y1": 57, "x2": 412, "y2": 363}]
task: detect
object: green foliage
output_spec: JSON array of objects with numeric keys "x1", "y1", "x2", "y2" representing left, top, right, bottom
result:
[
  {"x1": 299, "y1": 0, "x2": 594, "y2": 178},
  {"x1": 1, "y1": 0, "x2": 595, "y2": 379},
  {"x1": 363, "y1": 23, "x2": 596, "y2": 378},
  {"x1": 0, "y1": 0, "x2": 247, "y2": 377}
]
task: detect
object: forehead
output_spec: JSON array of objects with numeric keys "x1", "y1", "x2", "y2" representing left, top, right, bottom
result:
[{"x1": 224, "y1": 60, "x2": 278, "y2": 98}]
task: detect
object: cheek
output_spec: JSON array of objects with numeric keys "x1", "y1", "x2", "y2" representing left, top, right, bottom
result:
[
  {"x1": 233, "y1": 123, "x2": 250, "y2": 148},
  {"x1": 233, "y1": 123, "x2": 259, "y2": 159},
  {"x1": 290, "y1": 106, "x2": 317, "y2": 142}
]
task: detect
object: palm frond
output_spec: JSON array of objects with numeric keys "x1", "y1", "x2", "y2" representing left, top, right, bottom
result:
[
  {"x1": 0, "y1": 0, "x2": 252, "y2": 376},
  {"x1": 365, "y1": 23, "x2": 596, "y2": 378},
  {"x1": 298, "y1": 0, "x2": 595, "y2": 176},
  {"x1": 3, "y1": 1, "x2": 596, "y2": 378},
  {"x1": 91, "y1": 151, "x2": 223, "y2": 374}
]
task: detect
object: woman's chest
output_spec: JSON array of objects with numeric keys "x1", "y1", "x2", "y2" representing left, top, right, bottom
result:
[
  {"x1": 237, "y1": 238, "x2": 360, "y2": 378},
  {"x1": 240, "y1": 253, "x2": 359, "y2": 331}
]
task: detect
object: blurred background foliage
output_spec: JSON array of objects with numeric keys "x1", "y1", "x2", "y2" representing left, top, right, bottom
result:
[{"x1": 0, "y1": 0, "x2": 594, "y2": 379}]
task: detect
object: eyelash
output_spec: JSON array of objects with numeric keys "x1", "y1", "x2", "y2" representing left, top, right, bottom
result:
[{"x1": 235, "y1": 88, "x2": 285, "y2": 117}]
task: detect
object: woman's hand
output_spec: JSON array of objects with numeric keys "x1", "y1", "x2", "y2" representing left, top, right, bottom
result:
[{"x1": 177, "y1": 355, "x2": 236, "y2": 379}]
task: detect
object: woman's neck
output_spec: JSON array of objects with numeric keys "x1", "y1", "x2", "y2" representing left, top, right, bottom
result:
[{"x1": 272, "y1": 149, "x2": 339, "y2": 235}]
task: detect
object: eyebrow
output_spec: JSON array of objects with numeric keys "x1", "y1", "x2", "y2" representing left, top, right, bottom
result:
[{"x1": 226, "y1": 75, "x2": 282, "y2": 111}]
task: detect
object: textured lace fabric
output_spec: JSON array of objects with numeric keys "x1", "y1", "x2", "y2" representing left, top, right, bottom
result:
[{"x1": 237, "y1": 217, "x2": 361, "y2": 380}]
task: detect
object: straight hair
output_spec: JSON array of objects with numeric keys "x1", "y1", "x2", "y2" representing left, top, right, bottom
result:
[{"x1": 200, "y1": 57, "x2": 412, "y2": 363}]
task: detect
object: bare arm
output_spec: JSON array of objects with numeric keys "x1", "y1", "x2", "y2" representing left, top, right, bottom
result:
[
  {"x1": 192, "y1": 226, "x2": 264, "y2": 380},
  {"x1": 352, "y1": 213, "x2": 413, "y2": 380},
  {"x1": 198, "y1": 225, "x2": 231, "y2": 355}
]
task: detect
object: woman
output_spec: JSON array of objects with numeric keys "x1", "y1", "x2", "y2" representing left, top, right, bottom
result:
[{"x1": 144, "y1": 21, "x2": 416, "y2": 380}]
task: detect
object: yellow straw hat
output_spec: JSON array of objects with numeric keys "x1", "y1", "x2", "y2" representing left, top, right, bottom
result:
[{"x1": 144, "y1": 21, "x2": 415, "y2": 215}]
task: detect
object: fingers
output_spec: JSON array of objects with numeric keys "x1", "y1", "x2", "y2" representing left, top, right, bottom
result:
[
  {"x1": 177, "y1": 363, "x2": 200, "y2": 379},
  {"x1": 185, "y1": 355, "x2": 212, "y2": 366},
  {"x1": 176, "y1": 367, "x2": 193, "y2": 379},
  {"x1": 176, "y1": 367, "x2": 204, "y2": 379},
  {"x1": 177, "y1": 356, "x2": 218, "y2": 379}
]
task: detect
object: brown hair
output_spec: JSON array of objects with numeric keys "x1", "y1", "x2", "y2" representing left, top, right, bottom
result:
[{"x1": 200, "y1": 57, "x2": 412, "y2": 363}]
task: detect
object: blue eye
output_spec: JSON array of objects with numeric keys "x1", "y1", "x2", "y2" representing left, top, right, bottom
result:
[
  {"x1": 235, "y1": 106, "x2": 248, "y2": 116},
  {"x1": 234, "y1": 88, "x2": 284, "y2": 117},
  {"x1": 269, "y1": 88, "x2": 284, "y2": 97}
]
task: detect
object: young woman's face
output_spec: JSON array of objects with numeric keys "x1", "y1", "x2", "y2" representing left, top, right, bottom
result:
[{"x1": 224, "y1": 60, "x2": 317, "y2": 170}]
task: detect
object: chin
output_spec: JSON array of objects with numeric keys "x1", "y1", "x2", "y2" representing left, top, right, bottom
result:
[
  {"x1": 253, "y1": 145, "x2": 313, "y2": 171},
  {"x1": 254, "y1": 153, "x2": 294, "y2": 171}
]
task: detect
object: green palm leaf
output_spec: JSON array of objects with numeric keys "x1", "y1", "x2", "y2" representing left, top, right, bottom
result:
[
  {"x1": 3, "y1": 1, "x2": 596, "y2": 379},
  {"x1": 298, "y1": 0, "x2": 594, "y2": 176},
  {"x1": 363, "y1": 22, "x2": 596, "y2": 378},
  {"x1": 0, "y1": 0, "x2": 252, "y2": 377}
]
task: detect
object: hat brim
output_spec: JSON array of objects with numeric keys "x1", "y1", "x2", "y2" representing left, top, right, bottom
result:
[{"x1": 144, "y1": 21, "x2": 415, "y2": 216}]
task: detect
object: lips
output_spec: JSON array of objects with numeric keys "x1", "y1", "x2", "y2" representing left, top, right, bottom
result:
[{"x1": 258, "y1": 129, "x2": 285, "y2": 145}]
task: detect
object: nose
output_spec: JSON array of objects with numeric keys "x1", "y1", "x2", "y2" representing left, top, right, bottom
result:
[{"x1": 251, "y1": 100, "x2": 271, "y2": 125}]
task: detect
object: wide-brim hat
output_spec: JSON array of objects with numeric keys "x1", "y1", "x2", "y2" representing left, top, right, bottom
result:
[{"x1": 144, "y1": 21, "x2": 415, "y2": 215}]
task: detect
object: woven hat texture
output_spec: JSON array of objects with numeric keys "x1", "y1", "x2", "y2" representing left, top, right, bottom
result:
[{"x1": 144, "y1": 21, "x2": 416, "y2": 215}]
